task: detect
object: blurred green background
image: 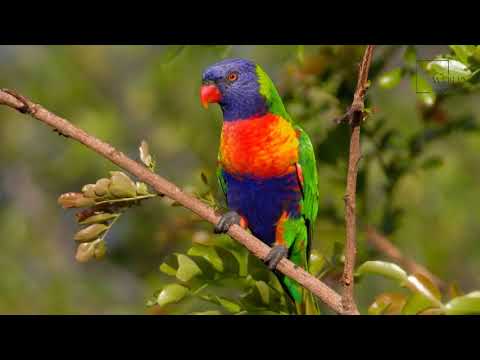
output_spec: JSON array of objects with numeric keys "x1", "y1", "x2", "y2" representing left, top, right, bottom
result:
[{"x1": 0, "y1": 45, "x2": 479, "y2": 314}]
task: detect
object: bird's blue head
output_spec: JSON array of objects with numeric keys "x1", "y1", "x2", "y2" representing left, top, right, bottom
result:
[{"x1": 201, "y1": 58, "x2": 268, "y2": 121}]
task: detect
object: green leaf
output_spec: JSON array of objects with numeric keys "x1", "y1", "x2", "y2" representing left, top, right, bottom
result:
[
  {"x1": 175, "y1": 254, "x2": 202, "y2": 282},
  {"x1": 378, "y1": 68, "x2": 403, "y2": 89},
  {"x1": 405, "y1": 274, "x2": 443, "y2": 308},
  {"x1": 445, "y1": 291, "x2": 480, "y2": 315},
  {"x1": 308, "y1": 249, "x2": 327, "y2": 277},
  {"x1": 190, "y1": 310, "x2": 222, "y2": 315},
  {"x1": 402, "y1": 292, "x2": 435, "y2": 315},
  {"x1": 356, "y1": 260, "x2": 408, "y2": 283},
  {"x1": 255, "y1": 281, "x2": 270, "y2": 305},
  {"x1": 447, "y1": 59, "x2": 472, "y2": 83},
  {"x1": 368, "y1": 292, "x2": 407, "y2": 315},
  {"x1": 412, "y1": 75, "x2": 436, "y2": 107},
  {"x1": 449, "y1": 45, "x2": 475, "y2": 65},
  {"x1": 159, "y1": 262, "x2": 177, "y2": 277},
  {"x1": 216, "y1": 296, "x2": 242, "y2": 314},
  {"x1": 427, "y1": 58, "x2": 472, "y2": 83},
  {"x1": 156, "y1": 284, "x2": 189, "y2": 307},
  {"x1": 187, "y1": 244, "x2": 224, "y2": 272},
  {"x1": 215, "y1": 237, "x2": 249, "y2": 276}
]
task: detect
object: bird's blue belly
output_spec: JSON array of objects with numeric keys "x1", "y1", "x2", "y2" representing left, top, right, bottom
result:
[{"x1": 222, "y1": 171, "x2": 302, "y2": 246}]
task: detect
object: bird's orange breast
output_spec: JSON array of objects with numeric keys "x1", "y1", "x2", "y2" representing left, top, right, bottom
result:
[{"x1": 219, "y1": 113, "x2": 299, "y2": 178}]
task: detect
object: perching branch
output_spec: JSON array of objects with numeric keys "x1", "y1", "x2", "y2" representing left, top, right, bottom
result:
[
  {"x1": 0, "y1": 88, "x2": 348, "y2": 314},
  {"x1": 338, "y1": 45, "x2": 375, "y2": 314},
  {"x1": 366, "y1": 226, "x2": 446, "y2": 290}
]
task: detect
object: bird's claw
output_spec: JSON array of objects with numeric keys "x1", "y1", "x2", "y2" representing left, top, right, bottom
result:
[
  {"x1": 265, "y1": 245, "x2": 288, "y2": 270},
  {"x1": 214, "y1": 211, "x2": 241, "y2": 234}
]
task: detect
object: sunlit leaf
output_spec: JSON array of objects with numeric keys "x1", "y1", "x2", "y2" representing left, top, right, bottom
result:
[
  {"x1": 449, "y1": 45, "x2": 475, "y2": 65},
  {"x1": 378, "y1": 68, "x2": 403, "y2": 89},
  {"x1": 216, "y1": 296, "x2": 242, "y2": 314},
  {"x1": 356, "y1": 260, "x2": 408, "y2": 283},
  {"x1": 402, "y1": 293, "x2": 435, "y2": 315},
  {"x1": 368, "y1": 292, "x2": 407, "y2": 315},
  {"x1": 412, "y1": 74, "x2": 436, "y2": 107},
  {"x1": 412, "y1": 273, "x2": 441, "y2": 300},
  {"x1": 187, "y1": 244, "x2": 224, "y2": 272},
  {"x1": 190, "y1": 310, "x2": 222, "y2": 315},
  {"x1": 255, "y1": 281, "x2": 270, "y2": 305},
  {"x1": 405, "y1": 274, "x2": 443, "y2": 308},
  {"x1": 445, "y1": 291, "x2": 480, "y2": 315},
  {"x1": 216, "y1": 236, "x2": 249, "y2": 276},
  {"x1": 159, "y1": 262, "x2": 177, "y2": 277},
  {"x1": 156, "y1": 284, "x2": 189, "y2": 307},
  {"x1": 308, "y1": 249, "x2": 327, "y2": 277},
  {"x1": 175, "y1": 254, "x2": 202, "y2": 282},
  {"x1": 427, "y1": 58, "x2": 471, "y2": 83}
]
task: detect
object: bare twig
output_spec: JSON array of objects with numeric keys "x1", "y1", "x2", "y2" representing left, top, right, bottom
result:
[
  {"x1": 338, "y1": 45, "x2": 375, "y2": 314},
  {"x1": 366, "y1": 226, "x2": 446, "y2": 290},
  {"x1": 0, "y1": 88, "x2": 349, "y2": 314}
]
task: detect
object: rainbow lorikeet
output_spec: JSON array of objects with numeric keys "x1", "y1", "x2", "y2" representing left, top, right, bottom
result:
[{"x1": 200, "y1": 58, "x2": 319, "y2": 314}]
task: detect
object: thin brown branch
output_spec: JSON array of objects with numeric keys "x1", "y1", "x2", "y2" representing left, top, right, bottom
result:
[
  {"x1": 339, "y1": 45, "x2": 375, "y2": 314},
  {"x1": 0, "y1": 88, "x2": 349, "y2": 315},
  {"x1": 366, "y1": 226, "x2": 446, "y2": 290}
]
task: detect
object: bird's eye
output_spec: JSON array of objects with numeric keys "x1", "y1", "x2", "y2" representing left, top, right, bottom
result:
[{"x1": 227, "y1": 72, "x2": 238, "y2": 82}]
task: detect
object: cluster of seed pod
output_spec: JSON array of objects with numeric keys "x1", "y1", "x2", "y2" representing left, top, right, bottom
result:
[{"x1": 58, "y1": 171, "x2": 155, "y2": 263}]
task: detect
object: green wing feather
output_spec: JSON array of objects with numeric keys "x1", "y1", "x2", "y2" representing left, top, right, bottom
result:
[
  {"x1": 295, "y1": 125, "x2": 320, "y2": 314},
  {"x1": 296, "y1": 125, "x2": 319, "y2": 244},
  {"x1": 216, "y1": 156, "x2": 228, "y2": 206}
]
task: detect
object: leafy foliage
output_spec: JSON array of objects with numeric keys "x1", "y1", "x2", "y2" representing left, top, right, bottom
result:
[{"x1": 357, "y1": 260, "x2": 480, "y2": 315}]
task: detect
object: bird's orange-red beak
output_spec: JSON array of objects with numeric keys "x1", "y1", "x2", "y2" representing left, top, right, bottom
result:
[{"x1": 200, "y1": 84, "x2": 222, "y2": 109}]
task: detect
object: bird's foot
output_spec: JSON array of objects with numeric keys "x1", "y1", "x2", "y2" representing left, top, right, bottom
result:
[
  {"x1": 214, "y1": 211, "x2": 242, "y2": 234},
  {"x1": 265, "y1": 245, "x2": 288, "y2": 270}
]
